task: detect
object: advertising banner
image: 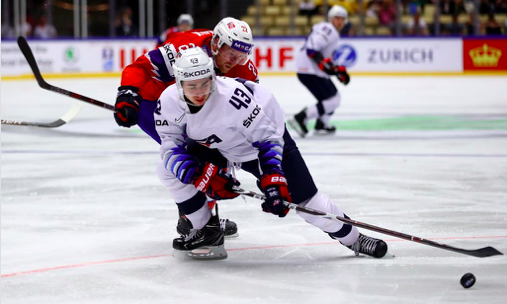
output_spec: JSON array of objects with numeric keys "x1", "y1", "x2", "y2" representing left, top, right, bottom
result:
[
  {"x1": 1, "y1": 40, "x2": 155, "y2": 77},
  {"x1": 4, "y1": 37, "x2": 503, "y2": 77},
  {"x1": 251, "y1": 38, "x2": 463, "y2": 73},
  {"x1": 463, "y1": 38, "x2": 507, "y2": 71}
]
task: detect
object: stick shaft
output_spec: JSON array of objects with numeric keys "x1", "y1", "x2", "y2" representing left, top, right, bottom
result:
[
  {"x1": 17, "y1": 36, "x2": 115, "y2": 112},
  {"x1": 234, "y1": 187, "x2": 503, "y2": 258}
]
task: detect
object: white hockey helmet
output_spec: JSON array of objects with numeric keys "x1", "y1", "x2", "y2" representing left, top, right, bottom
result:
[
  {"x1": 177, "y1": 14, "x2": 194, "y2": 26},
  {"x1": 173, "y1": 47, "x2": 216, "y2": 102},
  {"x1": 211, "y1": 17, "x2": 254, "y2": 65},
  {"x1": 328, "y1": 5, "x2": 348, "y2": 23}
]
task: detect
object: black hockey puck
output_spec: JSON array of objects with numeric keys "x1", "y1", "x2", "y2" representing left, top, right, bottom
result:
[{"x1": 460, "y1": 273, "x2": 476, "y2": 288}]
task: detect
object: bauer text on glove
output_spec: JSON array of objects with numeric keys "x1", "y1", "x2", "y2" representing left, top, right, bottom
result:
[
  {"x1": 193, "y1": 163, "x2": 240, "y2": 200},
  {"x1": 260, "y1": 174, "x2": 291, "y2": 217}
]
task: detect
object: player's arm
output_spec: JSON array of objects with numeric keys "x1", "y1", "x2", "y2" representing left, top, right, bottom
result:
[
  {"x1": 156, "y1": 92, "x2": 239, "y2": 200},
  {"x1": 307, "y1": 50, "x2": 350, "y2": 85},
  {"x1": 305, "y1": 27, "x2": 350, "y2": 85},
  {"x1": 233, "y1": 80, "x2": 291, "y2": 217},
  {"x1": 226, "y1": 59, "x2": 259, "y2": 83},
  {"x1": 115, "y1": 47, "x2": 176, "y2": 127},
  {"x1": 244, "y1": 59, "x2": 260, "y2": 83}
]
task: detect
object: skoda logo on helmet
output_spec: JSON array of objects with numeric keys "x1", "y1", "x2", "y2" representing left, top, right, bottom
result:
[{"x1": 183, "y1": 68, "x2": 211, "y2": 78}]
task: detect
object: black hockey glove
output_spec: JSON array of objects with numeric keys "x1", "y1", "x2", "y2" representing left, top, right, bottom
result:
[
  {"x1": 192, "y1": 163, "x2": 240, "y2": 200},
  {"x1": 114, "y1": 86, "x2": 142, "y2": 127},
  {"x1": 260, "y1": 174, "x2": 291, "y2": 217},
  {"x1": 335, "y1": 66, "x2": 350, "y2": 85}
]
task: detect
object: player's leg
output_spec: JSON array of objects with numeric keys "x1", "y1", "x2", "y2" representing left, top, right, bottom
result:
[
  {"x1": 315, "y1": 112, "x2": 334, "y2": 133},
  {"x1": 139, "y1": 102, "x2": 237, "y2": 237},
  {"x1": 179, "y1": 138, "x2": 239, "y2": 238},
  {"x1": 156, "y1": 161, "x2": 226, "y2": 259},
  {"x1": 314, "y1": 91, "x2": 340, "y2": 134},
  {"x1": 282, "y1": 128, "x2": 387, "y2": 258},
  {"x1": 289, "y1": 74, "x2": 339, "y2": 136}
]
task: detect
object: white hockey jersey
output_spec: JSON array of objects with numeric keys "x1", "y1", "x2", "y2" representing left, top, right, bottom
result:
[
  {"x1": 156, "y1": 77, "x2": 286, "y2": 179},
  {"x1": 296, "y1": 22, "x2": 341, "y2": 78}
]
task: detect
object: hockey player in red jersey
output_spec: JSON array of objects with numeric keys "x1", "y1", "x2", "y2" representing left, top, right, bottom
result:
[
  {"x1": 113, "y1": 17, "x2": 258, "y2": 239},
  {"x1": 114, "y1": 17, "x2": 258, "y2": 143}
]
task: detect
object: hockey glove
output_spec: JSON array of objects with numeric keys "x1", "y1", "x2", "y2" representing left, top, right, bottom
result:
[
  {"x1": 192, "y1": 163, "x2": 240, "y2": 200},
  {"x1": 335, "y1": 66, "x2": 350, "y2": 85},
  {"x1": 114, "y1": 86, "x2": 142, "y2": 127},
  {"x1": 260, "y1": 174, "x2": 291, "y2": 217},
  {"x1": 318, "y1": 58, "x2": 337, "y2": 76}
]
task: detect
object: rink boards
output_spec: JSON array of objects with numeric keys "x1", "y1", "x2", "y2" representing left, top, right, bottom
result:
[{"x1": 1, "y1": 37, "x2": 506, "y2": 79}]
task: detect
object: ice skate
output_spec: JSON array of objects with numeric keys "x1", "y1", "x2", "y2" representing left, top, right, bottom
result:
[
  {"x1": 219, "y1": 218, "x2": 238, "y2": 238},
  {"x1": 287, "y1": 109, "x2": 308, "y2": 138},
  {"x1": 314, "y1": 118, "x2": 336, "y2": 135},
  {"x1": 177, "y1": 210, "x2": 238, "y2": 238},
  {"x1": 338, "y1": 233, "x2": 388, "y2": 258},
  {"x1": 173, "y1": 213, "x2": 227, "y2": 260}
]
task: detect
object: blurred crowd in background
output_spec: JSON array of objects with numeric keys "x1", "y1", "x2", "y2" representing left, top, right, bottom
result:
[{"x1": 1, "y1": 0, "x2": 506, "y2": 39}]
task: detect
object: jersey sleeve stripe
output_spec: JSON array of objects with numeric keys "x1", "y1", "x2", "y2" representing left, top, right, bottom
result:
[{"x1": 146, "y1": 48, "x2": 174, "y2": 82}]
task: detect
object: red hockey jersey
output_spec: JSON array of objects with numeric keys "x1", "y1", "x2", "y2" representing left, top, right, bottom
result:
[{"x1": 121, "y1": 29, "x2": 259, "y2": 102}]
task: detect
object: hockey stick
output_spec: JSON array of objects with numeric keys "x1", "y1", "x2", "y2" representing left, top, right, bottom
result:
[
  {"x1": 1, "y1": 102, "x2": 82, "y2": 128},
  {"x1": 233, "y1": 187, "x2": 503, "y2": 258},
  {"x1": 17, "y1": 36, "x2": 115, "y2": 112}
]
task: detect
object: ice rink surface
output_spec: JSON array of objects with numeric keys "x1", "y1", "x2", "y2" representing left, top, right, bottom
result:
[{"x1": 2, "y1": 76, "x2": 507, "y2": 304}]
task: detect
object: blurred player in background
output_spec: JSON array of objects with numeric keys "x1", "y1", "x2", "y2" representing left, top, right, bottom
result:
[
  {"x1": 113, "y1": 17, "x2": 258, "y2": 239},
  {"x1": 288, "y1": 5, "x2": 351, "y2": 138},
  {"x1": 155, "y1": 47, "x2": 388, "y2": 260},
  {"x1": 156, "y1": 14, "x2": 194, "y2": 47}
]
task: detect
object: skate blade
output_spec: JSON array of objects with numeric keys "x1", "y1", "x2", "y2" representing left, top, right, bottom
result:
[
  {"x1": 287, "y1": 119, "x2": 306, "y2": 138},
  {"x1": 173, "y1": 245, "x2": 228, "y2": 260},
  {"x1": 313, "y1": 130, "x2": 336, "y2": 135},
  {"x1": 225, "y1": 232, "x2": 239, "y2": 239}
]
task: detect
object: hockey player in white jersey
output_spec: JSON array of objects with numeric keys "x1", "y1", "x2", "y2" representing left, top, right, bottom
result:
[
  {"x1": 289, "y1": 5, "x2": 351, "y2": 137},
  {"x1": 155, "y1": 47, "x2": 387, "y2": 260}
]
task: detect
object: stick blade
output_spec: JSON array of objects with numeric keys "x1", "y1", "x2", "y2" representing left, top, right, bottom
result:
[{"x1": 465, "y1": 246, "x2": 503, "y2": 258}]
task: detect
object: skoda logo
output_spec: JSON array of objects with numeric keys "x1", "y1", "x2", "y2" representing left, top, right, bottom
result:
[{"x1": 332, "y1": 44, "x2": 356, "y2": 67}]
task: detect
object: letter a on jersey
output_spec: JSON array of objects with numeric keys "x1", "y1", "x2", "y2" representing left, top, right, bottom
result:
[{"x1": 195, "y1": 134, "x2": 223, "y2": 147}]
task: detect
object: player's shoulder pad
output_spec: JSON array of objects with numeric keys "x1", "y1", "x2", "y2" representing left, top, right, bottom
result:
[
  {"x1": 157, "y1": 85, "x2": 184, "y2": 119},
  {"x1": 218, "y1": 77, "x2": 265, "y2": 130},
  {"x1": 215, "y1": 77, "x2": 256, "y2": 113},
  {"x1": 227, "y1": 60, "x2": 259, "y2": 83},
  {"x1": 313, "y1": 22, "x2": 337, "y2": 40},
  {"x1": 188, "y1": 29, "x2": 213, "y2": 37}
]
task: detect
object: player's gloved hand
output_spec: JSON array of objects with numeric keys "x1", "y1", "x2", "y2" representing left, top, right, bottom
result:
[
  {"x1": 114, "y1": 86, "x2": 142, "y2": 127},
  {"x1": 335, "y1": 66, "x2": 350, "y2": 85},
  {"x1": 260, "y1": 174, "x2": 291, "y2": 217},
  {"x1": 318, "y1": 58, "x2": 336, "y2": 75},
  {"x1": 192, "y1": 163, "x2": 240, "y2": 200}
]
